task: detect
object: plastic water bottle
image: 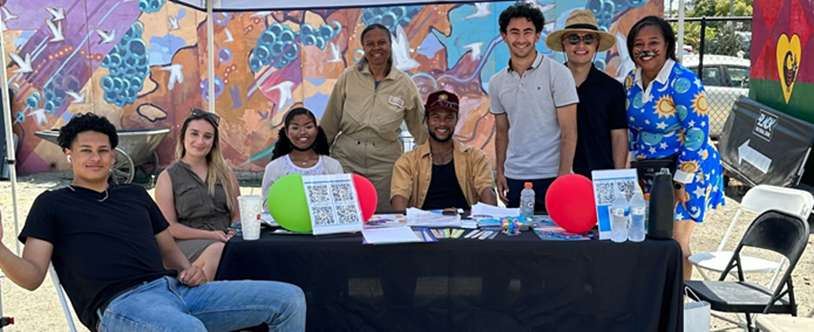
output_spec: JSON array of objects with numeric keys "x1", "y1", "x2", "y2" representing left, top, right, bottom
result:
[
  {"x1": 610, "y1": 183, "x2": 629, "y2": 243},
  {"x1": 628, "y1": 188, "x2": 647, "y2": 242},
  {"x1": 519, "y1": 182, "x2": 535, "y2": 221}
]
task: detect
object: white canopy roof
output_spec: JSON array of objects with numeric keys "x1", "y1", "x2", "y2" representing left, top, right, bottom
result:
[{"x1": 169, "y1": 0, "x2": 497, "y2": 11}]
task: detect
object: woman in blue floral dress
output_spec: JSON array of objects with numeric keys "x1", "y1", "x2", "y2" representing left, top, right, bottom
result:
[{"x1": 624, "y1": 16, "x2": 725, "y2": 279}]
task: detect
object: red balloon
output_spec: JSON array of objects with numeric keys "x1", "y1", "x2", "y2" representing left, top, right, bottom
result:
[
  {"x1": 352, "y1": 174, "x2": 377, "y2": 222},
  {"x1": 545, "y1": 174, "x2": 597, "y2": 233}
]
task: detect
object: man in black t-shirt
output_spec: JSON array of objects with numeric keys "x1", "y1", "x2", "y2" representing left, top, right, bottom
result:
[{"x1": 0, "y1": 113, "x2": 305, "y2": 331}]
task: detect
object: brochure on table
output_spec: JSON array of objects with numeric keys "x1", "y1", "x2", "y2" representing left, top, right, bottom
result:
[
  {"x1": 362, "y1": 227, "x2": 423, "y2": 244},
  {"x1": 302, "y1": 174, "x2": 364, "y2": 236},
  {"x1": 470, "y1": 202, "x2": 520, "y2": 220},
  {"x1": 365, "y1": 214, "x2": 408, "y2": 228},
  {"x1": 591, "y1": 169, "x2": 639, "y2": 240},
  {"x1": 406, "y1": 208, "x2": 462, "y2": 227}
]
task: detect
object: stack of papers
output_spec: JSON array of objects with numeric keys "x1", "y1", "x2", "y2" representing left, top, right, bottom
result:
[
  {"x1": 362, "y1": 227, "x2": 427, "y2": 245},
  {"x1": 406, "y1": 208, "x2": 462, "y2": 227},
  {"x1": 470, "y1": 203, "x2": 519, "y2": 219},
  {"x1": 364, "y1": 214, "x2": 408, "y2": 229}
]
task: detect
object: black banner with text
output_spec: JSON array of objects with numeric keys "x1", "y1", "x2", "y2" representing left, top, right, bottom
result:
[{"x1": 718, "y1": 96, "x2": 814, "y2": 187}]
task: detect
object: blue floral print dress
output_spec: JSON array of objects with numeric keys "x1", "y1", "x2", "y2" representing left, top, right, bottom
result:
[{"x1": 625, "y1": 60, "x2": 725, "y2": 222}]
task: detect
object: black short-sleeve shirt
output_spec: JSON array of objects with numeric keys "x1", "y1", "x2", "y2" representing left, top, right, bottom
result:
[
  {"x1": 572, "y1": 64, "x2": 628, "y2": 178},
  {"x1": 19, "y1": 184, "x2": 174, "y2": 331},
  {"x1": 421, "y1": 158, "x2": 470, "y2": 210}
]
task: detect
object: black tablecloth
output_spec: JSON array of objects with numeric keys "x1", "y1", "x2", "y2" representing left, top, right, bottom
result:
[{"x1": 216, "y1": 230, "x2": 683, "y2": 332}]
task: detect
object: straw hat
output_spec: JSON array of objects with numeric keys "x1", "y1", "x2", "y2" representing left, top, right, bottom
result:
[{"x1": 545, "y1": 9, "x2": 615, "y2": 52}]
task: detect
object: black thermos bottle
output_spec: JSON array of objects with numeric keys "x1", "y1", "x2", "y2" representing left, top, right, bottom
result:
[{"x1": 648, "y1": 168, "x2": 674, "y2": 239}]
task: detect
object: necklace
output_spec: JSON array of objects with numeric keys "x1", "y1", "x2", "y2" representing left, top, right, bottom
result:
[
  {"x1": 431, "y1": 149, "x2": 453, "y2": 165},
  {"x1": 68, "y1": 185, "x2": 109, "y2": 202},
  {"x1": 289, "y1": 155, "x2": 316, "y2": 166}
]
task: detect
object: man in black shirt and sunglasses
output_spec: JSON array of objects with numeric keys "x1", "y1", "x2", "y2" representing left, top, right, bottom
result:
[{"x1": 545, "y1": 10, "x2": 628, "y2": 178}]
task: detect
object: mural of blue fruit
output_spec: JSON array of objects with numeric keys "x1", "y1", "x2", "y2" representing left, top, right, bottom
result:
[{"x1": 100, "y1": 22, "x2": 149, "y2": 107}]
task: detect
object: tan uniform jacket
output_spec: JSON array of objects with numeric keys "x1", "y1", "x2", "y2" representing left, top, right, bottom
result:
[
  {"x1": 321, "y1": 63, "x2": 427, "y2": 144},
  {"x1": 391, "y1": 140, "x2": 495, "y2": 209},
  {"x1": 322, "y1": 62, "x2": 427, "y2": 211}
]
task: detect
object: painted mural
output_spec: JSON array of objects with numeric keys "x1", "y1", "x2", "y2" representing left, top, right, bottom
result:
[
  {"x1": 750, "y1": 0, "x2": 814, "y2": 123},
  {"x1": 2, "y1": 0, "x2": 662, "y2": 174}
]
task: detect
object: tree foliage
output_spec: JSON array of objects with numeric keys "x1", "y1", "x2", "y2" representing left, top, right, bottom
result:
[{"x1": 673, "y1": 0, "x2": 753, "y2": 57}]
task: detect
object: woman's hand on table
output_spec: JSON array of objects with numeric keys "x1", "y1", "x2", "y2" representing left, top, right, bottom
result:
[{"x1": 211, "y1": 230, "x2": 233, "y2": 242}]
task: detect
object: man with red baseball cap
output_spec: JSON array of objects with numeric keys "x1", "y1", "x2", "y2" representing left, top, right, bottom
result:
[{"x1": 391, "y1": 91, "x2": 497, "y2": 211}]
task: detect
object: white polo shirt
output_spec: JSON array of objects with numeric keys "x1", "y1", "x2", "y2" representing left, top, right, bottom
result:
[{"x1": 488, "y1": 52, "x2": 579, "y2": 179}]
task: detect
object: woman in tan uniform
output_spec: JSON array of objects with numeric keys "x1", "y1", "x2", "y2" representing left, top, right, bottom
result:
[
  {"x1": 322, "y1": 23, "x2": 427, "y2": 211},
  {"x1": 155, "y1": 109, "x2": 241, "y2": 281}
]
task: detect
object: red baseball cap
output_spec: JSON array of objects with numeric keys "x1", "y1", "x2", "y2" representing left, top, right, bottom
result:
[{"x1": 424, "y1": 90, "x2": 459, "y2": 114}]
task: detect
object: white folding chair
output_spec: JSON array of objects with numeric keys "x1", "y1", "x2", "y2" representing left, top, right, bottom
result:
[
  {"x1": 49, "y1": 263, "x2": 78, "y2": 332},
  {"x1": 689, "y1": 185, "x2": 814, "y2": 289}
]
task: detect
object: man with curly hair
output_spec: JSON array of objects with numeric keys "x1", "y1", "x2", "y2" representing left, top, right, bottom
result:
[
  {"x1": 0, "y1": 113, "x2": 306, "y2": 331},
  {"x1": 490, "y1": 2, "x2": 579, "y2": 212}
]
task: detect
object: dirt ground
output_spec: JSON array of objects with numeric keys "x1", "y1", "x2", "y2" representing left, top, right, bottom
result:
[{"x1": 1, "y1": 173, "x2": 812, "y2": 331}]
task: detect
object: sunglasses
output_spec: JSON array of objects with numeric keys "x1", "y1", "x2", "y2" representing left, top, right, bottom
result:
[
  {"x1": 564, "y1": 34, "x2": 596, "y2": 45},
  {"x1": 190, "y1": 109, "x2": 220, "y2": 126},
  {"x1": 428, "y1": 98, "x2": 459, "y2": 111}
]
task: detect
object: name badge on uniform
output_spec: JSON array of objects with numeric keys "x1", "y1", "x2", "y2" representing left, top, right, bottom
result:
[{"x1": 388, "y1": 96, "x2": 404, "y2": 109}]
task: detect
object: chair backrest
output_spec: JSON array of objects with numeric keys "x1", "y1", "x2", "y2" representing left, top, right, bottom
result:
[
  {"x1": 716, "y1": 185, "x2": 813, "y2": 252},
  {"x1": 740, "y1": 185, "x2": 814, "y2": 220},
  {"x1": 740, "y1": 211, "x2": 809, "y2": 262},
  {"x1": 723, "y1": 211, "x2": 810, "y2": 284}
]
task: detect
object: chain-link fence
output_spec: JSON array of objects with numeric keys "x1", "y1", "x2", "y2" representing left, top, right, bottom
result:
[{"x1": 668, "y1": 16, "x2": 752, "y2": 140}]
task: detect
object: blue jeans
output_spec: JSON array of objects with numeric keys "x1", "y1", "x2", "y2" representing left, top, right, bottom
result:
[{"x1": 99, "y1": 276, "x2": 306, "y2": 332}]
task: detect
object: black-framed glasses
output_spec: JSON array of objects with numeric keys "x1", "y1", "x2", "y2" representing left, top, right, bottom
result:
[
  {"x1": 190, "y1": 109, "x2": 220, "y2": 126},
  {"x1": 564, "y1": 34, "x2": 596, "y2": 45}
]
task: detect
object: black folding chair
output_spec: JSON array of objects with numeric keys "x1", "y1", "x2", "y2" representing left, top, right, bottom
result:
[{"x1": 685, "y1": 211, "x2": 810, "y2": 332}]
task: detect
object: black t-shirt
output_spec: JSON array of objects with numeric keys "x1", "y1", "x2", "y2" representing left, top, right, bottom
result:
[
  {"x1": 18, "y1": 184, "x2": 174, "y2": 331},
  {"x1": 421, "y1": 158, "x2": 470, "y2": 210},
  {"x1": 572, "y1": 64, "x2": 628, "y2": 179}
]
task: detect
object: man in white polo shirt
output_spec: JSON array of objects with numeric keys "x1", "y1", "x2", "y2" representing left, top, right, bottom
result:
[{"x1": 490, "y1": 2, "x2": 579, "y2": 211}]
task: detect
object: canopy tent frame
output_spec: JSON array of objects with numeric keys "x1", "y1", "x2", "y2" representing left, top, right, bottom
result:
[{"x1": 1, "y1": 0, "x2": 685, "y2": 320}]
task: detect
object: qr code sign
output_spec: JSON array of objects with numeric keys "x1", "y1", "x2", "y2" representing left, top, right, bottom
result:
[
  {"x1": 306, "y1": 184, "x2": 331, "y2": 205},
  {"x1": 335, "y1": 204, "x2": 360, "y2": 224},
  {"x1": 595, "y1": 181, "x2": 616, "y2": 205},
  {"x1": 595, "y1": 179, "x2": 639, "y2": 205},
  {"x1": 618, "y1": 180, "x2": 638, "y2": 201},
  {"x1": 331, "y1": 183, "x2": 354, "y2": 202},
  {"x1": 311, "y1": 206, "x2": 335, "y2": 226}
]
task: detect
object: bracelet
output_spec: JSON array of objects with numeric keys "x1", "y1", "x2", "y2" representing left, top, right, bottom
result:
[{"x1": 674, "y1": 182, "x2": 684, "y2": 190}]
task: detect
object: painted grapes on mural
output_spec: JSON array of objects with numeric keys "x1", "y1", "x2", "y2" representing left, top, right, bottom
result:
[{"x1": 2, "y1": 0, "x2": 662, "y2": 173}]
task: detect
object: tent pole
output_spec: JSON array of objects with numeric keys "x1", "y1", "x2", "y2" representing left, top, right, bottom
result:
[
  {"x1": 207, "y1": 0, "x2": 216, "y2": 114},
  {"x1": 677, "y1": 0, "x2": 685, "y2": 63},
  {"x1": 0, "y1": 8, "x2": 21, "y2": 256}
]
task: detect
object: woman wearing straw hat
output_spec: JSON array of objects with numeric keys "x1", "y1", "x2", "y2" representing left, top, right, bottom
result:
[{"x1": 545, "y1": 9, "x2": 629, "y2": 178}]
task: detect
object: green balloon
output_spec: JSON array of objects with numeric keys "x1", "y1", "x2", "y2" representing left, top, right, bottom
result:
[{"x1": 267, "y1": 174, "x2": 312, "y2": 233}]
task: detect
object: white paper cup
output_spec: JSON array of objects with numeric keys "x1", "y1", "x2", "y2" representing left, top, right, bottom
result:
[{"x1": 238, "y1": 195, "x2": 262, "y2": 240}]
